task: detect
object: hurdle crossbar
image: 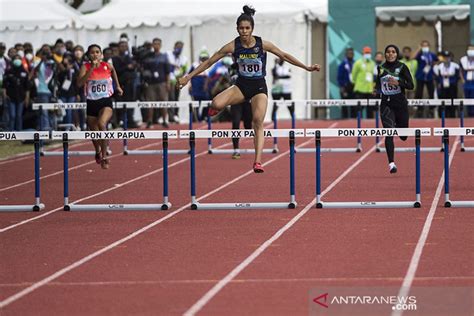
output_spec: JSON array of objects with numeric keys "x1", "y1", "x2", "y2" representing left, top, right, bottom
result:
[
  {"x1": 372, "y1": 99, "x2": 450, "y2": 153},
  {"x1": 53, "y1": 130, "x2": 177, "y2": 211},
  {"x1": 0, "y1": 132, "x2": 48, "y2": 212},
  {"x1": 309, "y1": 128, "x2": 430, "y2": 209},
  {"x1": 453, "y1": 99, "x2": 474, "y2": 152},
  {"x1": 121, "y1": 101, "x2": 199, "y2": 155},
  {"x1": 32, "y1": 102, "x2": 112, "y2": 156},
  {"x1": 183, "y1": 129, "x2": 304, "y2": 210},
  {"x1": 298, "y1": 99, "x2": 365, "y2": 153},
  {"x1": 206, "y1": 101, "x2": 279, "y2": 155},
  {"x1": 435, "y1": 128, "x2": 474, "y2": 208}
]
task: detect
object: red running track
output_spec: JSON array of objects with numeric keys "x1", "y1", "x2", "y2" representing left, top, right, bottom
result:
[{"x1": 0, "y1": 118, "x2": 473, "y2": 315}]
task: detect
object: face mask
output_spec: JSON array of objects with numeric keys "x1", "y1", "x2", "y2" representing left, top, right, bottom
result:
[
  {"x1": 59, "y1": 48, "x2": 67, "y2": 55},
  {"x1": 12, "y1": 59, "x2": 22, "y2": 67},
  {"x1": 467, "y1": 50, "x2": 474, "y2": 57},
  {"x1": 363, "y1": 54, "x2": 371, "y2": 60},
  {"x1": 174, "y1": 47, "x2": 182, "y2": 56},
  {"x1": 120, "y1": 37, "x2": 128, "y2": 42},
  {"x1": 26, "y1": 53, "x2": 33, "y2": 61},
  {"x1": 422, "y1": 47, "x2": 430, "y2": 53},
  {"x1": 74, "y1": 51, "x2": 83, "y2": 59},
  {"x1": 17, "y1": 50, "x2": 24, "y2": 58}
]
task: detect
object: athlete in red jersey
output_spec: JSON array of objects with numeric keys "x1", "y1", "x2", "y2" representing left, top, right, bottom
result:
[{"x1": 77, "y1": 44, "x2": 123, "y2": 169}]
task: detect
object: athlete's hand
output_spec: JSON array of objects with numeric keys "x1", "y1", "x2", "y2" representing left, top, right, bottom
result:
[
  {"x1": 307, "y1": 64, "x2": 321, "y2": 72},
  {"x1": 116, "y1": 86, "x2": 124, "y2": 96},
  {"x1": 178, "y1": 75, "x2": 190, "y2": 89},
  {"x1": 92, "y1": 59, "x2": 100, "y2": 68},
  {"x1": 388, "y1": 77, "x2": 399, "y2": 86}
]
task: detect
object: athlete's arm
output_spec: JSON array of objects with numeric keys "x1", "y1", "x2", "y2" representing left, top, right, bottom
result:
[
  {"x1": 389, "y1": 64, "x2": 414, "y2": 90},
  {"x1": 77, "y1": 63, "x2": 96, "y2": 88},
  {"x1": 108, "y1": 62, "x2": 123, "y2": 96},
  {"x1": 178, "y1": 41, "x2": 234, "y2": 89},
  {"x1": 263, "y1": 40, "x2": 320, "y2": 72}
]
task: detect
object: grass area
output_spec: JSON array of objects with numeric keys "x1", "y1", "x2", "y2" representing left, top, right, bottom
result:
[{"x1": 0, "y1": 141, "x2": 35, "y2": 159}]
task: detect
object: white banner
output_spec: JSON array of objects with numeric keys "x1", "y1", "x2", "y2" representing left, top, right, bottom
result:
[
  {"x1": 433, "y1": 128, "x2": 474, "y2": 136},
  {"x1": 179, "y1": 129, "x2": 305, "y2": 139},
  {"x1": 0, "y1": 131, "x2": 50, "y2": 140},
  {"x1": 51, "y1": 130, "x2": 178, "y2": 140},
  {"x1": 305, "y1": 128, "x2": 431, "y2": 137}
]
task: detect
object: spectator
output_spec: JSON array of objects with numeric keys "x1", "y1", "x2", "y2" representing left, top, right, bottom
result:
[
  {"x1": 434, "y1": 50, "x2": 460, "y2": 118},
  {"x1": 270, "y1": 58, "x2": 293, "y2": 121},
  {"x1": 103, "y1": 48, "x2": 113, "y2": 64},
  {"x1": 65, "y1": 40, "x2": 74, "y2": 54},
  {"x1": 22, "y1": 47, "x2": 35, "y2": 73},
  {"x1": 57, "y1": 55, "x2": 79, "y2": 129},
  {"x1": 141, "y1": 38, "x2": 170, "y2": 128},
  {"x1": 72, "y1": 45, "x2": 86, "y2": 129},
  {"x1": 7, "y1": 47, "x2": 17, "y2": 60},
  {"x1": 112, "y1": 40, "x2": 137, "y2": 128},
  {"x1": 337, "y1": 47, "x2": 355, "y2": 117},
  {"x1": 0, "y1": 42, "x2": 9, "y2": 127},
  {"x1": 167, "y1": 41, "x2": 189, "y2": 123},
  {"x1": 109, "y1": 42, "x2": 120, "y2": 58},
  {"x1": 3, "y1": 54, "x2": 30, "y2": 131},
  {"x1": 32, "y1": 45, "x2": 56, "y2": 130},
  {"x1": 52, "y1": 39, "x2": 67, "y2": 70},
  {"x1": 351, "y1": 46, "x2": 376, "y2": 117},
  {"x1": 460, "y1": 45, "x2": 474, "y2": 117},
  {"x1": 188, "y1": 49, "x2": 210, "y2": 121},
  {"x1": 400, "y1": 46, "x2": 418, "y2": 100},
  {"x1": 413, "y1": 40, "x2": 438, "y2": 117}
]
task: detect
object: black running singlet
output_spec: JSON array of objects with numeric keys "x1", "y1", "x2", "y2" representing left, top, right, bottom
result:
[{"x1": 233, "y1": 36, "x2": 267, "y2": 80}]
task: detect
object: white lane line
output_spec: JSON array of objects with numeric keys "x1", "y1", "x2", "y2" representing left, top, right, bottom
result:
[
  {"x1": 0, "y1": 131, "x2": 318, "y2": 308},
  {"x1": 391, "y1": 138, "x2": 459, "y2": 316},
  {"x1": 184, "y1": 145, "x2": 375, "y2": 316},
  {"x1": 2, "y1": 275, "x2": 473, "y2": 288}
]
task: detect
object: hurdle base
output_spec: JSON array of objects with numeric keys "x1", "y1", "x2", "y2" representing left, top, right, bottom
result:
[
  {"x1": 377, "y1": 147, "x2": 442, "y2": 153},
  {"x1": 65, "y1": 203, "x2": 171, "y2": 211},
  {"x1": 316, "y1": 201, "x2": 419, "y2": 209},
  {"x1": 444, "y1": 200, "x2": 474, "y2": 208},
  {"x1": 125, "y1": 149, "x2": 189, "y2": 155},
  {"x1": 208, "y1": 148, "x2": 277, "y2": 155},
  {"x1": 460, "y1": 147, "x2": 474, "y2": 152},
  {"x1": 191, "y1": 202, "x2": 295, "y2": 210},
  {"x1": 41, "y1": 150, "x2": 112, "y2": 156},
  {"x1": 296, "y1": 147, "x2": 360, "y2": 153},
  {"x1": 0, "y1": 203, "x2": 45, "y2": 212}
]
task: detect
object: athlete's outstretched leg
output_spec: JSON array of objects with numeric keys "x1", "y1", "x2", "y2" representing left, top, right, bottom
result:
[
  {"x1": 380, "y1": 102, "x2": 397, "y2": 173},
  {"x1": 251, "y1": 94, "x2": 268, "y2": 172},
  {"x1": 210, "y1": 86, "x2": 245, "y2": 116},
  {"x1": 87, "y1": 116, "x2": 101, "y2": 164},
  {"x1": 97, "y1": 107, "x2": 113, "y2": 169}
]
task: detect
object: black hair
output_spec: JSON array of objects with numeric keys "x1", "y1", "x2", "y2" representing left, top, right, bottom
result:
[
  {"x1": 87, "y1": 44, "x2": 102, "y2": 57},
  {"x1": 236, "y1": 5, "x2": 256, "y2": 29},
  {"x1": 402, "y1": 46, "x2": 411, "y2": 51}
]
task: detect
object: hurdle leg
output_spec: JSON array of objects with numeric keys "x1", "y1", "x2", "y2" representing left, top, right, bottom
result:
[
  {"x1": 33, "y1": 133, "x2": 44, "y2": 211},
  {"x1": 443, "y1": 130, "x2": 451, "y2": 207},
  {"x1": 207, "y1": 111, "x2": 212, "y2": 153},
  {"x1": 162, "y1": 133, "x2": 170, "y2": 210},
  {"x1": 123, "y1": 103, "x2": 129, "y2": 154},
  {"x1": 414, "y1": 130, "x2": 421, "y2": 208},
  {"x1": 289, "y1": 132, "x2": 296, "y2": 208},
  {"x1": 291, "y1": 101, "x2": 295, "y2": 129},
  {"x1": 190, "y1": 133, "x2": 198, "y2": 209},
  {"x1": 63, "y1": 133, "x2": 70, "y2": 211},
  {"x1": 460, "y1": 101, "x2": 465, "y2": 151},
  {"x1": 375, "y1": 102, "x2": 381, "y2": 152},
  {"x1": 356, "y1": 101, "x2": 362, "y2": 152},
  {"x1": 273, "y1": 102, "x2": 279, "y2": 153},
  {"x1": 440, "y1": 101, "x2": 445, "y2": 152},
  {"x1": 188, "y1": 103, "x2": 193, "y2": 130},
  {"x1": 315, "y1": 131, "x2": 322, "y2": 208}
]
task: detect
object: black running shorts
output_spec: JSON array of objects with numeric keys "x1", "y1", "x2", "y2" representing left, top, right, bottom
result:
[
  {"x1": 235, "y1": 77, "x2": 268, "y2": 101},
  {"x1": 86, "y1": 97, "x2": 113, "y2": 117}
]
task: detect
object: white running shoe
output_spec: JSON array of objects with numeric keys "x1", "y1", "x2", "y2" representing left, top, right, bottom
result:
[{"x1": 389, "y1": 162, "x2": 397, "y2": 174}]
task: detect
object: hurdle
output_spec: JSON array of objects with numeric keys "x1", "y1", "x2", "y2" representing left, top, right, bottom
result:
[
  {"x1": 122, "y1": 101, "x2": 199, "y2": 155},
  {"x1": 299, "y1": 99, "x2": 365, "y2": 153},
  {"x1": 0, "y1": 131, "x2": 48, "y2": 212},
  {"x1": 308, "y1": 128, "x2": 431, "y2": 208},
  {"x1": 372, "y1": 99, "x2": 449, "y2": 152},
  {"x1": 206, "y1": 100, "x2": 279, "y2": 154},
  {"x1": 455, "y1": 99, "x2": 474, "y2": 152},
  {"x1": 182, "y1": 129, "x2": 304, "y2": 210},
  {"x1": 53, "y1": 130, "x2": 177, "y2": 211},
  {"x1": 435, "y1": 128, "x2": 474, "y2": 208},
  {"x1": 32, "y1": 102, "x2": 112, "y2": 156}
]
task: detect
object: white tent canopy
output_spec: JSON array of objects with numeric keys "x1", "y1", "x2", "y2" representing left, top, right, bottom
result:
[
  {"x1": 0, "y1": 0, "x2": 83, "y2": 31},
  {"x1": 376, "y1": 4, "x2": 470, "y2": 22}
]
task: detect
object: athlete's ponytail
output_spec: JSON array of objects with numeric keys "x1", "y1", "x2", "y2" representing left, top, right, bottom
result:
[{"x1": 237, "y1": 5, "x2": 256, "y2": 28}]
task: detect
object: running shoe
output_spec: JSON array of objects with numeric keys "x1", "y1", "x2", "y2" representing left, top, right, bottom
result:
[
  {"x1": 232, "y1": 152, "x2": 241, "y2": 159},
  {"x1": 389, "y1": 162, "x2": 397, "y2": 174},
  {"x1": 208, "y1": 107, "x2": 220, "y2": 117},
  {"x1": 253, "y1": 162, "x2": 264, "y2": 173},
  {"x1": 101, "y1": 158, "x2": 110, "y2": 170}
]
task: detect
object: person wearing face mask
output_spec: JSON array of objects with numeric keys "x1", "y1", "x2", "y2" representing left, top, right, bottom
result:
[
  {"x1": 0, "y1": 42, "x2": 8, "y2": 127},
  {"x1": 337, "y1": 47, "x2": 355, "y2": 118},
  {"x1": 57, "y1": 55, "x2": 79, "y2": 129},
  {"x1": 351, "y1": 46, "x2": 376, "y2": 117},
  {"x1": 72, "y1": 45, "x2": 86, "y2": 130},
  {"x1": 270, "y1": 58, "x2": 293, "y2": 123},
  {"x1": 53, "y1": 39, "x2": 67, "y2": 71},
  {"x1": 460, "y1": 45, "x2": 474, "y2": 117},
  {"x1": 413, "y1": 40, "x2": 438, "y2": 117},
  {"x1": 400, "y1": 47, "x2": 418, "y2": 101},
  {"x1": 189, "y1": 49, "x2": 211, "y2": 121},
  {"x1": 433, "y1": 50, "x2": 460, "y2": 118},
  {"x1": 167, "y1": 41, "x2": 189, "y2": 123},
  {"x1": 374, "y1": 44, "x2": 414, "y2": 174},
  {"x1": 3, "y1": 55, "x2": 31, "y2": 131},
  {"x1": 22, "y1": 48, "x2": 35, "y2": 73}
]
